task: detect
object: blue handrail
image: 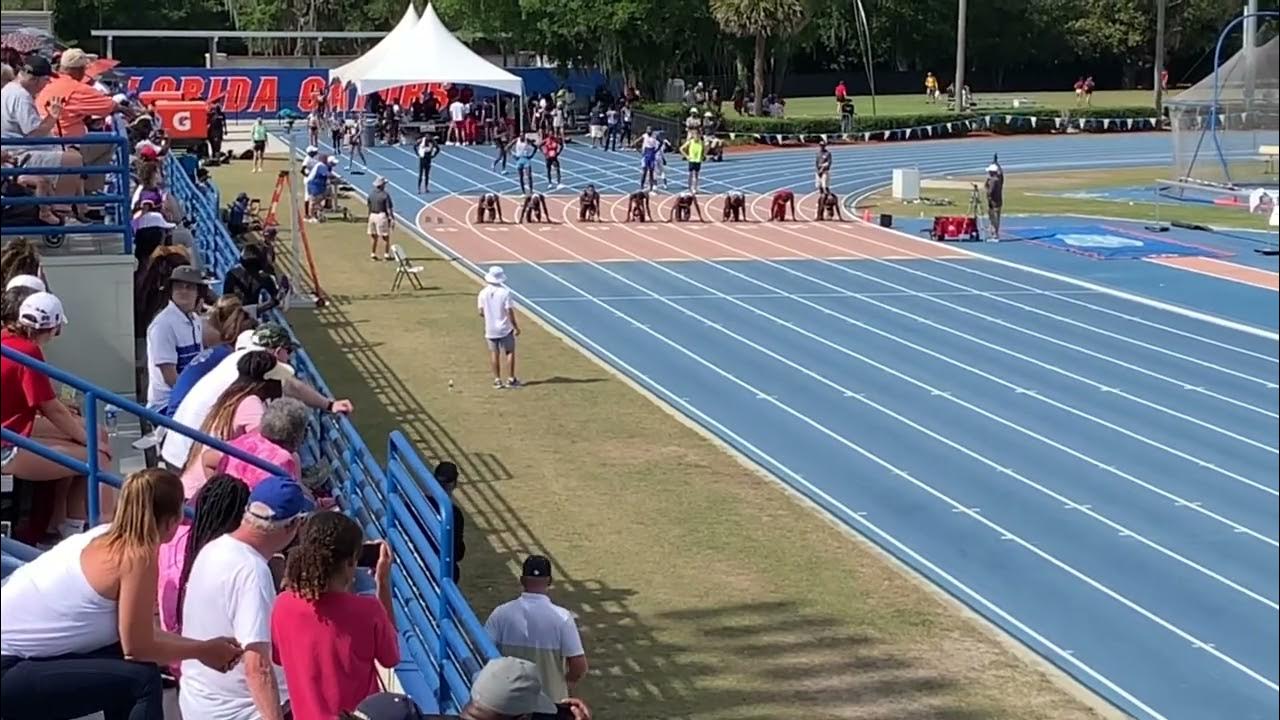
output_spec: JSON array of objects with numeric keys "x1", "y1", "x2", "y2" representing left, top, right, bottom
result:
[
  {"x1": 164, "y1": 153, "x2": 499, "y2": 711},
  {"x1": 1, "y1": 128, "x2": 134, "y2": 252},
  {"x1": 1, "y1": 345, "x2": 287, "y2": 523}
]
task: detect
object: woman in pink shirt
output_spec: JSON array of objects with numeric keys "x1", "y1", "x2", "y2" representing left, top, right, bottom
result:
[
  {"x1": 272, "y1": 512, "x2": 400, "y2": 718},
  {"x1": 179, "y1": 350, "x2": 290, "y2": 498},
  {"x1": 202, "y1": 396, "x2": 309, "y2": 488}
]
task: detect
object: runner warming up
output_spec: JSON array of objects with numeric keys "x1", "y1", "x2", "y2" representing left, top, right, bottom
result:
[
  {"x1": 723, "y1": 191, "x2": 747, "y2": 222},
  {"x1": 518, "y1": 192, "x2": 549, "y2": 223},
  {"x1": 636, "y1": 127, "x2": 660, "y2": 192},
  {"x1": 626, "y1": 190, "x2": 652, "y2": 222},
  {"x1": 511, "y1": 134, "x2": 538, "y2": 195},
  {"x1": 770, "y1": 189, "x2": 798, "y2": 221},
  {"x1": 816, "y1": 189, "x2": 844, "y2": 221},
  {"x1": 579, "y1": 185, "x2": 600, "y2": 221},
  {"x1": 416, "y1": 133, "x2": 441, "y2": 194},
  {"x1": 680, "y1": 134, "x2": 705, "y2": 194},
  {"x1": 541, "y1": 132, "x2": 564, "y2": 189},
  {"x1": 492, "y1": 124, "x2": 510, "y2": 173},
  {"x1": 815, "y1": 140, "x2": 832, "y2": 191},
  {"x1": 669, "y1": 191, "x2": 705, "y2": 223},
  {"x1": 475, "y1": 193, "x2": 504, "y2": 224}
]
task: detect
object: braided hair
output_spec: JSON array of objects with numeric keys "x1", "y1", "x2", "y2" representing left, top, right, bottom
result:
[
  {"x1": 283, "y1": 511, "x2": 364, "y2": 602},
  {"x1": 175, "y1": 474, "x2": 250, "y2": 631},
  {"x1": 0, "y1": 238, "x2": 41, "y2": 289}
]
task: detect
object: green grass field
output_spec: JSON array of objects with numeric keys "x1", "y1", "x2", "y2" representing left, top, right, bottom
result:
[
  {"x1": 861, "y1": 166, "x2": 1270, "y2": 230},
  {"x1": 212, "y1": 158, "x2": 1111, "y2": 720},
  {"x1": 782, "y1": 90, "x2": 1154, "y2": 118}
]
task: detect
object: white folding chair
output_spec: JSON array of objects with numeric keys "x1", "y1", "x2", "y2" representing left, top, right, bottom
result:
[{"x1": 390, "y1": 244, "x2": 425, "y2": 290}]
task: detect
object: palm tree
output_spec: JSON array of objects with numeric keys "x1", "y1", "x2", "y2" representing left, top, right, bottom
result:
[{"x1": 709, "y1": 0, "x2": 806, "y2": 116}]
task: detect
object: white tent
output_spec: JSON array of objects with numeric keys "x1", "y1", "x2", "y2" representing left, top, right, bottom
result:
[
  {"x1": 328, "y1": 2, "x2": 420, "y2": 85},
  {"x1": 349, "y1": 2, "x2": 524, "y2": 97}
]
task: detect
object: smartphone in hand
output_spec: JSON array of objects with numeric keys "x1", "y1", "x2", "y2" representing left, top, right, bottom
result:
[{"x1": 357, "y1": 541, "x2": 382, "y2": 568}]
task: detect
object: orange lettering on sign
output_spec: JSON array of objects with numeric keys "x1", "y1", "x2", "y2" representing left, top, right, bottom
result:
[
  {"x1": 224, "y1": 77, "x2": 253, "y2": 113},
  {"x1": 179, "y1": 76, "x2": 206, "y2": 101}
]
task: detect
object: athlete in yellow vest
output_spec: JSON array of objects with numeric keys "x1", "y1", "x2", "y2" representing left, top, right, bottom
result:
[{"x1": 680, "y1": 135, "x2": 706, "y2": 194}]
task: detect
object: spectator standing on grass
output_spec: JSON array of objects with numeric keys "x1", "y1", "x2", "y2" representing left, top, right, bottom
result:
[
  {"x1": 251, "y1": 118, "x2": 268, "y2": 172},
  {"x1": 305, "y1": 156, "x2": 338, "y2": 222},
  {"x1": 433, "y1": 461, "x2": 466, "y2": 582},
  {"x1": 0, "y1": 469, "x2": 243, "y2": 720},
  {"x1": 834, "y1": 79, "x2": 848, "y2": 109},
  {"x1": 840, "y1": 98, "x2": 855, "y2": 134},
  {"x1": 272, "y1": 512, "x2": 400, "y2": 719},
  {"x1": 180, "y1": 476, "x2": 313, "y2": 720},
  {"x1": 369, "y1": 176, "x2": 396, "y2": 260},
  {"x1": 477, "y1": 266, "x2": 521, "y2": 389},
  {"x1": 484, "y1": 556, "x2": 588, "y2": 703},
  {"x1": 146, "y1": 264, "x2": 210, "y2": 414}
]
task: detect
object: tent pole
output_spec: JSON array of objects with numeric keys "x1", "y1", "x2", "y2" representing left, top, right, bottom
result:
[{"x1": 520, "y1": 90, "x2": 526, "y2": 136}]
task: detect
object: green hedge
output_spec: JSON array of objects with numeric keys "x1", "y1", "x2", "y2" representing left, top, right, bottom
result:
[{"x1": 632, "y1": 100, "x2": 1163, "y2": 141}]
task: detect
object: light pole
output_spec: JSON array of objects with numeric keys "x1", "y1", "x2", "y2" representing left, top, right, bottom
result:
[
  {"x1": 1154, "y1": 0, "x2": 1166, "y2": 114},
  {"x1": 954, "y1": 0, "x2": 967, "y2": 112}
]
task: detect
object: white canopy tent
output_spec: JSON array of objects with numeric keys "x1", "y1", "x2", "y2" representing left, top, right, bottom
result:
[
  {"x1": 347, "y1": 2, "x2": 524, "y2": 97},
  {"x1": 327, "y1": 2, "x2": 419, "y2": 85}
]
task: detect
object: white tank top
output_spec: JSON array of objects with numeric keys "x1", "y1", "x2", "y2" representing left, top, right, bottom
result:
[{"x1": 0, "y1": 525, "x2": 121, "y2": 658}]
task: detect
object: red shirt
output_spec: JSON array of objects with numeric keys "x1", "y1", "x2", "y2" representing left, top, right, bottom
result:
[
  {"x1": 835, "y1": 82, "x2": 847, "y2": 100},
  {"x1": 271, "y1": 591, "x2": 400, "y2": 720},
  {"x1": 544, "y1": 137, "x2": 561, "y2": 159},
  {"x1": 774, "y1": 189, "x2": 794, "y2": 202},
  {"x1": 1, "y1": 330, "x2": 56, "y2": 440}
]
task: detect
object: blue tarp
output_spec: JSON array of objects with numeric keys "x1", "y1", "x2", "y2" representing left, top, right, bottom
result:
[{"x1": 1010, "y1": 224, "x2": 1232, "y2": 260}]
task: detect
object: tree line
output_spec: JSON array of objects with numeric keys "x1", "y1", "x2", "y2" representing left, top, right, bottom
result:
[{"x1": 53, "y1": 0, "x2": 1274, "y2": 102}]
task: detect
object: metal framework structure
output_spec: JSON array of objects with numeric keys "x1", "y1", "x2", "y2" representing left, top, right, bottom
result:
[{"x1": 89, "y1": 29, "x2": 386, "y2": 60}]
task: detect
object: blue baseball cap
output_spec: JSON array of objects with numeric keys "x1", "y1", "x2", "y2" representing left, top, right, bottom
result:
[{"x1": 246, "y1": 476, "x2": 314, "y2": 523}]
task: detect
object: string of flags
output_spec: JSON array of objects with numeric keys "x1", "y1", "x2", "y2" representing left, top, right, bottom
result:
[{"x1": 721, "y1": 113, "x2": 1172, "y2": 144}]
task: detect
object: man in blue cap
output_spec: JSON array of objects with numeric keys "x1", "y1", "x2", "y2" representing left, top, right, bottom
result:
[{"x1": 179, "y1": 476, "x2": 314, "y2": 720}]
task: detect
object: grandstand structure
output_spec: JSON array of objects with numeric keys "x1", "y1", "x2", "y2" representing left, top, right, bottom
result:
[{"x1": 0, "y1": 120, "x2": 493, "y2": 714}]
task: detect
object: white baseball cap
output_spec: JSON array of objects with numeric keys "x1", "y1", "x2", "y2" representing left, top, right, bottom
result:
[
  {"x1": 17, "y1": 291, "x2": 68, "y2": 330},
  {"x1": 305, "y1": 145, "x2": 319, "y2": 154},
  {"x1": 986, "y1": 163, "x2": 1000, "y2": 174},
  {"x1": 5, "y1": 274, "x2": 46, "y2": 293},
  {"x1": 484, "y1": 266, "x2": 506, "y2": 285}
]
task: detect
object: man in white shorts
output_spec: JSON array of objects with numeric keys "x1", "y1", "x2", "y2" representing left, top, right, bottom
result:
[
  {"x1": 366, "y1": 176, "x2": 394, "y2": 260},
  {"x1": 477, "y1": 266, "x2": 521, "y2": 389}
]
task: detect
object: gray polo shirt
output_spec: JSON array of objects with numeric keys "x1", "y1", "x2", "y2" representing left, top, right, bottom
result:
[
  {"x1": 1, "y1": 81, "x2": 43, "y2": 139},
  {"x1": 367, "y1": 187, "x2": 393, "y2": 215}
]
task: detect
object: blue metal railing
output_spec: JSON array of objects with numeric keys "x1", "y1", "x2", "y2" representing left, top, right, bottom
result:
[
  {"x1": 163, "y1": 153, "x2": 499, "y2": 712},
  {"x1": 0, "y1": 346, "x2": 288, "y2": 522},
  {"x1": 1, "y1": 129, "x2": 134, "y2": 252}
]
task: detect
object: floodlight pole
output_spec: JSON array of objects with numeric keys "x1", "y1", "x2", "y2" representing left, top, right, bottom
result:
[
  {"x1": 1153, "y1": 0, "x2": 1166, "y2": 114},
  {"x1": 953, "y1": 0, "x2": 967, "y2": 113}
]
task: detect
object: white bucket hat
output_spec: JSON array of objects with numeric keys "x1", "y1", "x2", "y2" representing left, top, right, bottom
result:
[{"x1": 484, "y1": 266, "x2": 507, "y2": 285}]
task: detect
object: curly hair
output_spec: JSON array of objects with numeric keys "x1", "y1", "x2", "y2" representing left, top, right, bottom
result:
[
  {"x1": 283, "y1": 511, "x2": 364, "y2": 602},
  {"x1": 0, "y1": 238, "x2": 41, "y2": 290},
  {"x1": 175, "y1": 474, "x2": 250, "y2": 630}
]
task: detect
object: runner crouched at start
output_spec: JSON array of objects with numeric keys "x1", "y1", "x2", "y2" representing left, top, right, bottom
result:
[
  {"x1": 476, "y1": 193, "x2": 504, "y2": 223},
  {"x1": 723, "y1": 191, "x2": 747, "y2": 222},
  {"x1": 816, "y1": 189, "x2": 844, "y2": 221},
  {"x1": 669, "y1": 191, "x2": 704, "y2": 223},
  {"x1": 770, "y1": 189, "x2": 797, "y2": 221},
  {"x1": 518, "y1": 192, "x2": 549, "y2": 223},
  {"x1": 579, "y1": 185, "x2": 600, "y2": 221},
  {"x1": 626, "y1": 190, "x2": 652, "y2": 222}
]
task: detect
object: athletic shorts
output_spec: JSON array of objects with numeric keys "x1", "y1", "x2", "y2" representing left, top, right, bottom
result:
[
  {"x1": 514, "y1": 157, "x2": 531, "y2": 171},
  {"x1": 486, "y1": 332, "x2": 516, "y2": 353},
  {"x1": 253, "y1": 140, "x2": 266, "y2": 152},
  {"x1": 589, "y1": 125, "x2": 605, "y2": 139},
  {"x1": 688, "y1": 161, "x2": 702, "y2": 172},
  {"x1": 642, "y1": 152, "x2": 657, "y2": 169},
  {"x1": 367, "y1": 212, "x2": 391, "y2": 236}
]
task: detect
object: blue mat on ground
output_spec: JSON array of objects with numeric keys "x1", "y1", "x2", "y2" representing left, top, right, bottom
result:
[{"x1": 1010, "y1": 224, "x2": 1234, "y2": 260}]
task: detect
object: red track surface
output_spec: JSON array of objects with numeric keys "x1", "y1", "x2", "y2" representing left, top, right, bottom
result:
[{"x1": 420, "y1": 194, "x2": 972, "y2": 265}]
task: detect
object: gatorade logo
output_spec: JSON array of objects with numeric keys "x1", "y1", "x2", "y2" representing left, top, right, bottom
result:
[{"x1": 172, "y1": 111, "x2": 193, "y2": 132}]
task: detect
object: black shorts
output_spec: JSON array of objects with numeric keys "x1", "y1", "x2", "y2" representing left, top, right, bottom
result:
[
  {"x1": 688, "y1": 161, "x2": 702, "y2": 172},
  {"x1": 253, "y1": 140, "x2": 266, "y2": 152},
  {"x1": 546, "y1": 157, "x2": 560, "y2": 168}
]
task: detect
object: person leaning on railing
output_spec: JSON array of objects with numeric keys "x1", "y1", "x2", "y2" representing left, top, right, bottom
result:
[
  {"x1": 202, "y1": 397, "x2": 310, "y2": 492},
  {"x1": 0, "y1": 468, "x2": 243, "y2": 720},
  {"x1": 162, "y1": 322, "x2": 354, "y2": 471},
  {"x1": 0, "y1": 54, "x2": 85, "y2": 226},
  {"x1": 1, "y1": 291, "x2": 115, "y2": 537},
  {"x1": 178, "y1": 351, "x2": 292, "y2": 499},
  {"x1": 271, "y1": 511, "x2": 400, "y2": 719}
]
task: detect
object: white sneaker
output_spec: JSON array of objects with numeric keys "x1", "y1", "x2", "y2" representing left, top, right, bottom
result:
[{"x1": 370, "y1": 253, "x2": 379, "y2": 260}]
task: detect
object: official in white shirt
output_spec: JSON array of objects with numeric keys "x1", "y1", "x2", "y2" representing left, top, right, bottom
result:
[{"x1": 477, "y1": 266, "x2": 521, "y2": 389}]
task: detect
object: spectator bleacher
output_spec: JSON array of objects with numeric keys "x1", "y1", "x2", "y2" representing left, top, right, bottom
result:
[{"x1": 2, "y1": 52, "x2": 498, "y2": 717}]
